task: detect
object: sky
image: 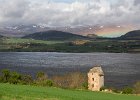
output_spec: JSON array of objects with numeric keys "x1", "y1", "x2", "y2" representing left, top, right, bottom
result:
[{"x1": 0, "y1": 0, "x2": 140, "y2": 28}]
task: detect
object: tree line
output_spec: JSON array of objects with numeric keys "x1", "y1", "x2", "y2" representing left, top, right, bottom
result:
[
  {"x1": 0, "y1": 69, "x2": 88, "y2": 89},
  {"x1": 0, "y1": 69, "x2": 140, "y2": 94}
]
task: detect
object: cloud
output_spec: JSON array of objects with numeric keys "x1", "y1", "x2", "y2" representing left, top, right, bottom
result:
[
  {"x1": 0, "y1": 0, "x2": 29, "y2": 25},
  {"x1": 0, "y1": 0, "x2": 140, "y2": 27},
  {"x1": 134, "y1": 0, "x2": 140, "y2": 5}
]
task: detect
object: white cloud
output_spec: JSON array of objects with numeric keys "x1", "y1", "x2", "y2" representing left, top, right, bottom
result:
[{"x1": 0, "y1": 0, "x2": 140, "y2": 27}]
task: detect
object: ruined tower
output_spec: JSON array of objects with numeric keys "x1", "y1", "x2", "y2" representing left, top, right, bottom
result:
[{"x1": 88, "y1": 66, "x2": 104, "y2": 91}]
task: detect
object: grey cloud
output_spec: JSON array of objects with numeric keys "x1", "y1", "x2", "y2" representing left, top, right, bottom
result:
[
  {"x1": 134, "y1": 0, "x2": 140, "y2": 5},
  {"x1": 0, "y1": 0, "x2": 140, "y2": 27},
  {"x1": 0, "y1": 0, "x2": 29, "y2": 18}
]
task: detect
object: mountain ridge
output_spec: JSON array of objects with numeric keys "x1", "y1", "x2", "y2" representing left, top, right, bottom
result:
[
  {"x1": 22, "y1": 30, "x2": 91, "y2": 41},
  {"x1": 0, "y1": 24, "x2": 136, "y2": 38}
]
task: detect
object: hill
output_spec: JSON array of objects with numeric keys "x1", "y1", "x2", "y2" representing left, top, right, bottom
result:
[
  {"x1": 118, "y1": 30, "x2": 140, "y2": 40},
  {"x1": 0, "y1": 35, "x2": 4, "y2": 38},
  {"x1": 87, "y1": 34, "x2": 98, "y2": 38},
  {"x1": 22, "y1": 30, "x2": 89, "y2": 41},
  {"x1": 0, "y1": 83, "x2": 140, "y2": 100}
]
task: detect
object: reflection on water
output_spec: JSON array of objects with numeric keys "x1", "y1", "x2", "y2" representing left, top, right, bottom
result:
[{"x1": 0, "y1": 52, "x2": 140, "y2": 88}]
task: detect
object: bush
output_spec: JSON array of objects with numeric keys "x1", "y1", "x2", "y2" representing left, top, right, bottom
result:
[
  {"x1": 82, "y1": 82, "x2": 88, "y2": 89},
  {"x1": 36, "y1": 72, "x2": 45, "y2": 79},
  {"x1": 122, "y1": 87, "x2": 133, "y2": 94},
  {"x1": 35, "y1": 79, "x2": 53, "y2": 87},
  {"x1": 21, "y1": 75, "x2": 33, "y2": 85},
  {"x1": 36, "y1": 71, "x2": 48, "y2": 81},
  {"x1": 9, "y1": 72, "x2": 21, "y2": 84},
  {"x1": 46, "y1": 80, "x2": 53, "y2": 87},
  {"x1": 133, "y1": 81, "x2": 140, "y2": 94},
  {"x1": 35, "y1": 71, "x2": 49, "y2": 86}
]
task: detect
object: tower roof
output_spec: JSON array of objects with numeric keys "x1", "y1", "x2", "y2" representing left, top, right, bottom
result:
[{"x1": 89, "y1": 66, "x2": 104, "y2": 76}]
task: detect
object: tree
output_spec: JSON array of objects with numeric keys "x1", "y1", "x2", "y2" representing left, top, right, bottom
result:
[{"x1": 1, "y1": 69, "x2": 11, "y2": 82}]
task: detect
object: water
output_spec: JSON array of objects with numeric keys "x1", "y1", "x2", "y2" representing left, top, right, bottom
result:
[{"x1": 0, "y1": 52, "x2": 140, "y2": 88}]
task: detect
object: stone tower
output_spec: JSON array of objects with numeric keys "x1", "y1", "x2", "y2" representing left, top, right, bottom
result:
[{"x1": 88, "y1": 66, "x2": 104, "y2": 91}]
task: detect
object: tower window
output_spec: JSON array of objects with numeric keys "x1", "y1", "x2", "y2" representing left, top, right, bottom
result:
[{"x1": 92, "y1": 78, "x2": 94, "y2": 81}]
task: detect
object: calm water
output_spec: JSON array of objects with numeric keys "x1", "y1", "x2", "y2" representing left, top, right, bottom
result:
[{"x1": 0, "y1": 52, "x2": 140, "y2": 88}]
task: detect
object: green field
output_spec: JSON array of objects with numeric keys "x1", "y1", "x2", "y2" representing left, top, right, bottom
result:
[
  {"x1": 0, "y1": 37, "x2": 140, "y2": 53},
  {"x1": 0, "y1": 83, "x2": 140, "y2": 100},
  {"x1": 4, "y1": 38, "x2": 63, "y2": 44}
]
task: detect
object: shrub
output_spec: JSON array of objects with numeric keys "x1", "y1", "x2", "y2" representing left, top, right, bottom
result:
[
  {"x1": 34, "y1": 79, "x2": 53, "y2": 87},
  {"x1": 133, "y1": 81, "x2": 140, "y2": 94},
  {"x1": 46, "y1": 80, "x2": 53, "y2": 87},
  {"x1": 9, "y1": 72, "x2": 21, "y2": 84},
  {"x1": 36, "y1": 72, "x2": 45, "y2": 79},
  {"x1": 122, "y1": 87, "x2": 133, "y2": 94},
  {"x1": 36, "y1": 71, "x2": 48, "y2": 81},
  {"x1": 82, "y1": 82, "x2": 88, "y2": 89},
  {"x1": 35, "y1": 71, "x2": 48, "y2": 86},
  {"x1": 21, "y1": 75, "x2": 33, "y2": 85}
]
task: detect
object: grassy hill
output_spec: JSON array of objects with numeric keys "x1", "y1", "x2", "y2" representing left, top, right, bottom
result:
[
  {"x1": 0, "y1": 83, "x2": 140, "y2": 100},
  {"x1": 23, "y1": 30, "x2": 89, "y2": 41},
  {"x1": 118, "y1": 30, "x2": 140, "y2": 40}
]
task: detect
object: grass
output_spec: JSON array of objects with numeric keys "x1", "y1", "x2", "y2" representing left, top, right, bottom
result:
[
  {"x1": 0, "y1": 83, "x2": 140, "y2": 100},
  {"x1": 4, "y1": 38, "x2": 63, "y2": 44},
  {"x1": 0, "y1": 38, "x2": 64, "y2": 51}
]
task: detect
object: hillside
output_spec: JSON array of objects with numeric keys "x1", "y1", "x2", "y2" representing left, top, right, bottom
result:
[
  {"x1": 23, "y1": 30, "x2": 89, "y2": 41},
  {"x1": 118, "y1": 30, "x2": 140, "y2": 40},
  {"x1": 0, "y1": 83, "x2": 140, "y2": 100},
  {"x1": 0, "y1": 35, "x2": 4, "y2": 38}
]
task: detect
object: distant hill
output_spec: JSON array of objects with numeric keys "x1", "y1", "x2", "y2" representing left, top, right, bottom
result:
[
  {"x1": 0, "y1": 35, "x2": 4, "y2": 38},
  {"x1": 87, "y1": 34, "x2": 97, "y2": 38},
  {"x1": 22, "y1": 30, "x2": 90, "y2": 41},
  {"x1": 118, "y1": 30, "x2": 140, "y2": 40}
]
